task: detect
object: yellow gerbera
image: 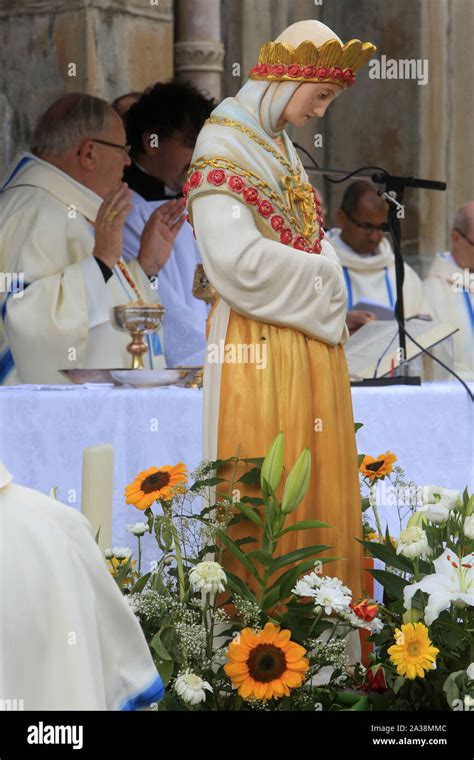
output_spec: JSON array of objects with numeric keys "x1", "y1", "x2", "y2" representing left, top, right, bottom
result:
[
  {"x1": 125, "y1": 463, "x2": 188, "y2": 510},
  {"x1": 224, "y1": 622, "x2": 309, "y2": 700},
  {"x1": 359, "y1": 451, "x2": 397, "y2": 480},
  {"x1": 108, "y1": 557, "x2": 136, "y2": 586},
  {"x1": 388, "y1": 623, "x2": 439, "y2": 679}
]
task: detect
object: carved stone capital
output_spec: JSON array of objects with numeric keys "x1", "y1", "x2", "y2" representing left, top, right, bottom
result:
[{"x1": 174, "y1": 41, "x2": 225, "y2": 73}]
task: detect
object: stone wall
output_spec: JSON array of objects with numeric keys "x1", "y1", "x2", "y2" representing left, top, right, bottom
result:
[{"x1": 0, "y1": 0, "x2": 173, "y2": 174}]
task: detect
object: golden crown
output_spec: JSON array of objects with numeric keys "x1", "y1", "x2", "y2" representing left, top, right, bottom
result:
[{"x1": 249, "y1": 38, "x2": 377, "y2": 87}]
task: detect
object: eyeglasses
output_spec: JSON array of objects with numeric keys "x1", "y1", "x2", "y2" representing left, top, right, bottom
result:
[
  {"x1": 343, "y1": 209, "x2": 390, "y2": 233},
  {"x1": 77, "y1": 138, "x2": 131, "y2": 156},
  {"x1": 454, "y1": 228, "x2": 474, "y2": 246}
]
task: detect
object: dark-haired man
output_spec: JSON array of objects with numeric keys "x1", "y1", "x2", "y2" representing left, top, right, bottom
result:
[
  {"x1": 327, "y1": 180, "x2": 422, "y2": 321},
  {"x1": 123, "y1": 81, "x2": 215, "y2": 367}
]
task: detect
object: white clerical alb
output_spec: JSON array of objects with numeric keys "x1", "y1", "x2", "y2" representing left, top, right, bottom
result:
[
  {"x1": 0, "y1": 153, "x2": 165, "y2": 385},
  {"x1": 327, "y1": 227, "x2": 423, "y2": 317},
  {"x1": 422, "y1": 252, "x2": 474, "y2": 380},
  {"x1": 0, "y1": 461, "x2": 163, "y2": 710}
]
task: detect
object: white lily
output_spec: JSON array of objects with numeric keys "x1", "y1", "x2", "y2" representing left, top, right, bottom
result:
[{"x1": 404, "y1": 548, "x2": 474, "y2": 625}]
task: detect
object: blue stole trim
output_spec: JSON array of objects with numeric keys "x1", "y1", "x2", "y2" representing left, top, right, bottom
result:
[
  {"x1": 462, "y1": 289, "x2": 474, "y2": 333},
  {"x1": 343, "y1": 265, "x2": 395, "y2": 310},
  {"x1": 342, "y1": 267, "x2": 353, "y2": 310},
  {"x1": 0, "y1": 155, "x2": 33, "y2": 191},
  {"x1": 0, "y1": 348, "x2": 14, "y2": 383},
  {"x1": 383, "y1": 267, "x2": 395, "y2": 308},
  {"x1": 120, "y1": 674, "x2": 164, "y2": 711}
]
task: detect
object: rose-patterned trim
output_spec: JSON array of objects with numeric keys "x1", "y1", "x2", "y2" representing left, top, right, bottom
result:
[
  {"x1": 249, "y1": 63, "x2": 356, "y2": 86},
  {"x1": 184, "y1": 169, "x2": 324, "y2": 254}
]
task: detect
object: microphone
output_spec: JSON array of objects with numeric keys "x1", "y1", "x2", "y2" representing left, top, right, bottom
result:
[{"x1": 371, "y1": 172, "x2": 446, "y2": 192}]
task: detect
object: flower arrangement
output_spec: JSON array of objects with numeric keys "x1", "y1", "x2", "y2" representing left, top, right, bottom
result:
[
  {"x1": 113, "y1": 433, "x2": 373, "y2": 711},
  {"x1": 360, "y1": 475, "x2": 474, "y2": 711}
]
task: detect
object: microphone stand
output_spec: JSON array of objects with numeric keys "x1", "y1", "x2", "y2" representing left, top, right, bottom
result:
[{"x1": 293, "y1": 144, "x2": 447, "y2": 386}]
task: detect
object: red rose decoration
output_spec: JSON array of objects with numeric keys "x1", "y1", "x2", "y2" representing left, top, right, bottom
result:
[
  {"x1": 302, "y1": 65, "x2": 316, "y2": 79},
  {"x1": 258, "y1": 200, "x2": 274, "y2": 218},
  {"x1": 183, "y1": 181, "x2": 190, "y2": 198},
  {"x1": 348, "y1": 73, "x2": 356, "y2": 86},
  {"x1": 190, "y1": 170, "x2": 203, "y2": 188},
  {"x1": 243, "y1": 187, "x2": 260, "y2": 205},
  {"x1": 257, "y1": 64, "x2": 269, "y2": 75},
  {"x1": 312, "y1": 241, "x2": 322, "y2": 254},
  {"x1": 288, "y1": 64, "x2": 302, "y2": 78},
  {"x1": 207, "y1": 169, "x2": 226, "y2": 186},
  {"x1": 228, "y1": 175, "x2": 245, "y2": 193},
  {"x1": 317, "y1": 66, "x2": 330, "y2": 79},
  {"x1": 350, "y1": 599, "x2": 378, "y2": 622},
  {"x1": 273, "y1": 64, "x2": 286, "y2": 76},
  {"x1": 280, "y1": 228, "x2": 293, "y2": 245},
  {"x1": 331, "y1": 67, "x2": 343, "y2": 80},
  {"x1": 343, "y1": 69, "x2": 354, "y2": 82},
  {"x1": 271, "y1": 215, "x2": 284, "y2": 231},
  {"x1": 293, "y1": 236, "x2": 307, "y2": 250},
  {"x1": 363, "y1": 666, "x2": 387, "y2": 694}
]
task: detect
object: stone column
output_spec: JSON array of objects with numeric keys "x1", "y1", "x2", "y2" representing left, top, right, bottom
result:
[
  {"x1": 174, "y1": 0, "x2": 225, "y2": 100},
  {"x1": 0, "y1": 0, "x2": 174, "y2": 175}
]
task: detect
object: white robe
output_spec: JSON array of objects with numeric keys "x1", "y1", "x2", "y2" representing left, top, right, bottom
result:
[
  {"x1": 0, "y1": 461, "x2": 163, "y2": 710},
  {"x1": 0, "y1": 153, "x2": 165, "y2": 385},
  {"x1": 326, "y1": 228, "x2": 423, "y2": 317},
  {"x1": 123, "y1": 191, "x2": 209, "y2": 367},
  {"x1": 422, "y1": 252, "x2": 474, "y2": 380}
]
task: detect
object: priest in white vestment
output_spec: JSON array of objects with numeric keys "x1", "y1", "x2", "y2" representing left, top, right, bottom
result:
[
  {"x1": 422, "y1": 203, "x2": 474, "y2": 380},
  {"x1": 327, "y1": 180, "x2": 423, "y2": 317},
  {"x1": 0, "y1": 94, "x2": 183, "y2": 385},
  {"x1": 0, "y1": 461, "x2": 163, "y2": 710}
]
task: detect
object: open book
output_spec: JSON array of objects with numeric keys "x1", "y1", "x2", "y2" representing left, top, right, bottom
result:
[{"x1": 344, "y1": 317, "x2": 458, "y2": 380}]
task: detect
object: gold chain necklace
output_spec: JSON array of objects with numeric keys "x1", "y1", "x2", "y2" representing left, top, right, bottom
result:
[{"x1": 207, "y1": 116, "x2": 301, "y2": 177}]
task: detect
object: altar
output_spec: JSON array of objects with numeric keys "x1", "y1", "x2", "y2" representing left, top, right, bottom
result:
[{"x1": 0, "y1": 381, "x2": 472, "y2": 568}]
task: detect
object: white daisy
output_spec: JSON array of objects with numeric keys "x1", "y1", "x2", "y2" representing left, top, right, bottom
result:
[
  {"x1": 127, "y1": 522, "x2": 148, "y2": 537},
  {"x1": 175, "y1": 671, "x2": 213, "y2": 705}
]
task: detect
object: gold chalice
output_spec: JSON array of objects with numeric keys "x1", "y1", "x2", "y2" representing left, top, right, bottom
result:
[{"x1": 110, "y1": 302, "x2": 165, "y2": 369}]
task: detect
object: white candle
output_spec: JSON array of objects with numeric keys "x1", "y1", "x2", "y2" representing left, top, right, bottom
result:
[{"x1": 81, "y1": 444, "x2": 114, "y2": 553}]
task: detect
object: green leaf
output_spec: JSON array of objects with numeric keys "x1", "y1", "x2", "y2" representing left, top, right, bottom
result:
[
  {"x1": 360, "y1": 539, "x2": 413, "y2": 574},
  {"x1": 131, "y1": 572, "x2": 151, "y2": 594},
  {"x1": 371, "y1": 569, "x2": 408, "y2": 599},
  {"x1": 354, "y1": 422, "x2": 364, "y2": 433},
  {"x1": 224, "y1": 570, "x2": 258, "y2": 603},
  {"x1": 246, "y1": 550, "x2": 274, "y2": 567},
  {"x1": 241, "y1": 495, "x2": 264, "y2": 507},
  {"x1": 150, "y1": 631, "x2": 172, "y2": 661},
  {"x1": 234, "y1": 501, "x2": 264, "y2": 528},
  {"x1": 278, "y1": 519, "x2": 331, "y2": 536},
  {"x1": 361, "y1": 497, "x2": 371, "y2": 513},
  {"x1": 190, "y1": 476, "x2": 226, "y2": 491},
  {"x1": 241, "y1": 457, "x2": 264, "y2": 466},
  {"x1": 218, "y1": 532, "x2": 262, "y2": 582},
  {"x1": 271, "y1": 545, "x2": 332, "y2": 572},
  {"x1": 393, "y1": 676, "x2": 405, "y2": 695},
  {"x1": 154, "y1": 657, "x2": 174, "y2": 687},
  {"x1": 237, "y1": 467, "x2": 263, "y2": 486}
]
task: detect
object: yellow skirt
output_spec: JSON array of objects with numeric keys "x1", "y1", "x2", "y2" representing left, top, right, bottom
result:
[{"x1": 210, "y1": 306, "x2": 364, "y2": 602}]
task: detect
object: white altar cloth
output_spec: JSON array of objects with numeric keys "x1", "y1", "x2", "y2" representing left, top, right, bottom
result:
[{"x1": 0, "y1": 382, "x2": 472, "y2": 570}]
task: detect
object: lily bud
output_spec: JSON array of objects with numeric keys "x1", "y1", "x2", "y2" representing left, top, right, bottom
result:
[
  {"x1": 281, "y1": 448, "x2": 311, "y2": 514},
  {"x1": 261, "y1": 431, "x2": 284, "y2": 498},
  {"x1": 407, "y1": 510, "x2": 428, "y2": 529}
]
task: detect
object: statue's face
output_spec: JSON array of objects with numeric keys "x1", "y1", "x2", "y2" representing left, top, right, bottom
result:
[{"x1": 280, "y1": 82, "x2": 343, "y2": 127}]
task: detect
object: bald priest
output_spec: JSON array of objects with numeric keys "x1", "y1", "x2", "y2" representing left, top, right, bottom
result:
[{"x1": 0, "y1": 94, "x2": 184, "y2": 385}]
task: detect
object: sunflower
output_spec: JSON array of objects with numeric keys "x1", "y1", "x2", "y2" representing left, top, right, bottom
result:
[
  {"x1": 125, "y1": 464, "x2": 188, "y2": 510},
  {"x1": 388, "y1": 622, "x2": 439, "y2": 679},
  {"x1": 359, "y1": 451, "x2": 397, "y2": 481},
  {"x1": 224, "y1": 622, "x2": 309, "y2": 700}
]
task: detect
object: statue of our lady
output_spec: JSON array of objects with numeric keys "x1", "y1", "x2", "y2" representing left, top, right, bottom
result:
[{"x1": 185, "y1": 20, "x2": 377, "y2": 600}]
